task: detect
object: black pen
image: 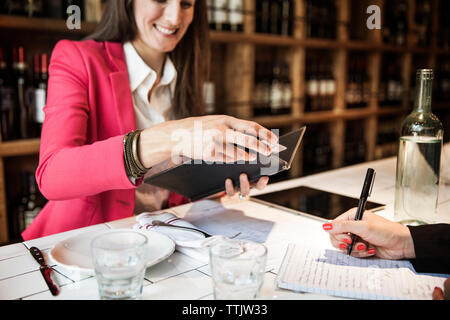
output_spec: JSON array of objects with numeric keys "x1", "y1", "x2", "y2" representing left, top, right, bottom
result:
[{"x1": 347, "y1": 168, "x2": 376, "y2": 256}]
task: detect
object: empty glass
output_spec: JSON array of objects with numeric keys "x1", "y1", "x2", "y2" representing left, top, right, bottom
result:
[
  {"x1": 91, "y1": 230, "x2": 148, "y2": 300},
  {"x1": 209, "y1": 239, "x2": 267, "y2": 300}
]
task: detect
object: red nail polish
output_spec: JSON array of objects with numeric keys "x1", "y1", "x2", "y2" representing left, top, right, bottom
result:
[
  {"x1": 322, "y1": 223, "x2": 332, "y2": 231},
  {"x1": 357, "y1": 244, "x2": 365, "y2": 251},
  {"x1": 367, "y1": 248, "x2": 376, "y2": 255},
  {"x1": 339, "y1": 243, "x2": 347, "y2": 250},
  {"x1": 343, "y1": 238, "x2": 352, "y2": 245}
]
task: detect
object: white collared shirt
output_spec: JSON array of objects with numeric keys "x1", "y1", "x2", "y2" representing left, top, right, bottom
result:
[
  {"x1": 123, "y1": 42, "x2": 178, "y2": 212},
  {"x1": 123, "y1": 41, "x2": 177, "y2": 129}
]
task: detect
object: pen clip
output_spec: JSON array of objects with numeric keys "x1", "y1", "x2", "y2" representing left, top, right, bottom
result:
[{"x1": 368, "y1": 171, "x2": 376, "y2": 197}]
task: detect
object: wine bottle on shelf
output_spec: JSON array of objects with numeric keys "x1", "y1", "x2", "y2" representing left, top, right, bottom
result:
[
  {"x1": 34, "y1": 53, "x2": 47, "y2": 136},
  {"x1": 436, "y1": 59, "x2": 450, "y2": 102},
  {"x1": 279, "y1": 0, "x2": 292, "y2": 36},
  {"x1": 15, "y1": 47, "x2": 29, "y2": 139},
  {"x1": 256, "y1": 0, "x2": 270, "y2": 34},
  {"x1": 305, "y1": 60, "x2": 319, "y2": 112},
  {"x1": 414, "y1": 0, "x2": 431, "y2": 47},
  {"x1": 327, "y1": 0, "x2": 336, "y2": 39},
  {"x1": 438, "y1": 1, "x2": 450, "y2": 48},
  {"x1": 254, "y1": 62, "x2": 272, "y2": 116},
  {"x1": 207, "y1": 0, "x2": 215, "y2": 29},
  {"x1": 378, "y1": 64, "x2": 388, "y2": 106},
  {"x1": 360, "y1": 58, "x2": 371, "y2": 107},
  {"x1": 305, "y1": 0, "x2": 316, "y2": 38},
  {"x1": 395, "y1": 1, "x2": 407, "y2": 46},
  {"x1": 386, "y1": 62, "x2": 402, "y2": 105},
  {"x1": 212, "y1": 0, "x2": 229, "y2": 32},
  {"x1": 24, "y1": 0, "x2": 44, "y2": 17},
  {"x1": 346, "y1": 59, "x2": 359, "y2": 108},
  {"x1": 228, "y1": 0, "x2": 243, "y2": 32},
  {"x1": 4, "y1": 0, "x2": 26, "y2": 16},
  {"x1": 324, "y1": 62, "x2": 335, "y2": 111},
  {"x1": 16, "y1": 171, "x2": 30, "y2": 235},
  {"x1": 253, "y1": 62, "x2": 263, "y2": 116},
  {"x1": 269, "y1": 62, "x2": 284, "y2": 115},
  {"x1": 22, "y1": 171, "x2": 44, "y2": 230},
  {"x1": 269, "y1": 0, "x2": 280, "y2": 35},
  {"x1": 317, "y1": 63, "x2": 326, "y2": 110},
  {"x1": 46, "y1": 1, "x2": 64, "y2": 19},
  {"x1": 280, "y1": 62, "x2": 292, "y2": 115},
  {"x1": 0, "y1": 48, "x2": 16, "y2": 141},
  {"x1": 203, "y1": 81, "x2": 216, "y2": 115}
]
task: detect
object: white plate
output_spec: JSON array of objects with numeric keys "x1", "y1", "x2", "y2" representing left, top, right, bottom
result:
[{"x1": 49, "y1": 228, "x2": 175, "y2": 275}]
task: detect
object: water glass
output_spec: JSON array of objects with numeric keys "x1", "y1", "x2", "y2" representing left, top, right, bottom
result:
[
  {"x1": 91, "y1": 230, "x2": 148, "y2": 300},
  {"x1": 209, "y1": 239, "x2": 267, "y2": 300}
]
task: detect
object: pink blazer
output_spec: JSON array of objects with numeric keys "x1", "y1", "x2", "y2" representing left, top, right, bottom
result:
[{"x1": 22, "y1": 40, "x2": 189, "y2": 240}]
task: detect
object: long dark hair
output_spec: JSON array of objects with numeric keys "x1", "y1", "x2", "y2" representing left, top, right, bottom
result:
[{"x1": 86, "y1": 0, "x2": 210, "y2": 118}]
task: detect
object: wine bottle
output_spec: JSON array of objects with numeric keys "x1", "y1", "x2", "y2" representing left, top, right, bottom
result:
[
  {"x1": 280, "y1": 62, "x2": 292, "y2": 115},
  {"x1": 23, "y1": 171, "x2": 43, "y2": 229},
  {"x1": 203, "y1": 81, "x2": 216, "y2": 115},
  {"x1": 24, "y1": 0, "x2": 44, "y2": 17},
  {"x1": 305, "y1": 60, "x2": 319, "y2": 112},
  {"x1": 394, "y1": 69, "x2": 443, "y2": 225},
  {"x1": 207, "y1": 0, "x2": 216, "y2": 30},
  {"x1": 269, "y1": 0, "x2": 280, "y2": 35},
  {"x1": 0, "y1": 48, "x2": 16, "y2": 141},
  {"x1": 279, "y1": 0, "x2": 292, "y2": 36},
  {"x1": 324, "y1": 62, "x2": 335, "y2": 111},
  {"x1": 213, "y1": 0, "x2": 229, "y2": 32},
  {"x1": 34, "y1": 53, "x2": 47, "y2": 136},
  {"x1": 15, "y1": 47, "x2": 30, "y2": 139},
  {"x1": 228, "y1": 0, "x2": 243, "y2": 32},
  {"x1": 270, "y1": 62, "x2": 284, "y2": 114},
  {"x1": 4, "y1": 0, "x2": 25, "y2": 15},
  {"x1": 259, "y1": 0, "x2": 270, "y2": 34}
]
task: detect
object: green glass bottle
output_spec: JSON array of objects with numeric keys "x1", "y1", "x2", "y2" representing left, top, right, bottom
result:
[{"x1": 394, "y1": 69, "x2": 444, "y2": 225}]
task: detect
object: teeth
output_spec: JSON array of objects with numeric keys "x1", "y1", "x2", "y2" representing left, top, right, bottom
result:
[{"x1": 155, "y1": 25, "x2": 177, "y2": 35}]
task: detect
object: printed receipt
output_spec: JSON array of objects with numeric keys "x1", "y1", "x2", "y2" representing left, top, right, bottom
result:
[{"x1": 276, "y1": 243, "x2": 449, "y2": 300}]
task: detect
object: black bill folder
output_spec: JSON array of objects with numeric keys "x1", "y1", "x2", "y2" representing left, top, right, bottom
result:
[{"x1": 144, "y1": 126, "x2": 306, "y2": 201}]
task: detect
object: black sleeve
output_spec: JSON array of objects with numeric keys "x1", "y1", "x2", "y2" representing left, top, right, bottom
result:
[{"x1": 407, "y1": 224, "x2": 450, "y2": 274}]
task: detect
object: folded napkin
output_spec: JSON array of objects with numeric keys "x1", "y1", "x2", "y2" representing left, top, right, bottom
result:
[{"x1": 133, "y1": 212, "x2": 228, "y2": 263}]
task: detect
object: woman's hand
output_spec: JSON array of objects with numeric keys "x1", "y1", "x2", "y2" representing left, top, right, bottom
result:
[
  {"x1": 138, "y1": 115, "x2": 278, "y2": 169},
  {"x1": 224, "y1": 174, "x2": 269, "y2": 198},
  {"x1": 433, "y1": 278, "x2": 450, "y2": 300},
  {"x1": 322, "y1": 208, "x2": 416, "y2": 260}
]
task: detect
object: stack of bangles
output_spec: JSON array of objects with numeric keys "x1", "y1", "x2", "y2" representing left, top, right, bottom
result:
[{"x1": 123, "y1": 129, "x2": 150, "y2": 179}]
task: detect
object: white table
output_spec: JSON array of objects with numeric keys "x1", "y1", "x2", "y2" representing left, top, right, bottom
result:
[{"x1": 1, "y1": 155, "x2": 449, "y2": 300}]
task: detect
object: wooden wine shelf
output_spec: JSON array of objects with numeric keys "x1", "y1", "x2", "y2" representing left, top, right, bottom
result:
[
  {"x1": 0, "y1": 15, "x2": 448, "y2": 55},
  {"x1": 0, "y1": 0, "x2": 449, "y2": 245},
  {"x1": 0, "y1": 139, "x2": 41, "y2": 157},
  {"x1": 0, "y1": 14, "x2": 97, "y2": 35}
]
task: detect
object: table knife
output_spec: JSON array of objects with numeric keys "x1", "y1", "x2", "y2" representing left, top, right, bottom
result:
[{"x1": 29, "y1": 246, "x2": 59, "y2": 296}]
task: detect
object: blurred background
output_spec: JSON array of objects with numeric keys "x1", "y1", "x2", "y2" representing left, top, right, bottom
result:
[{"x1": 0, "y1": 0, "x2": 449, "y2": 244}]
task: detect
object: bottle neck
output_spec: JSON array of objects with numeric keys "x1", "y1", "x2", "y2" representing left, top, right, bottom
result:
[{"x1": 414, "y1": 77, "x2": 433, "y2": 113}]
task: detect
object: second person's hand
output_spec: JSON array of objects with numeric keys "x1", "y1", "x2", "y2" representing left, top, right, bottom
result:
[{"x1": 322, "y1": 208, "x2": 416, "y2": 260}]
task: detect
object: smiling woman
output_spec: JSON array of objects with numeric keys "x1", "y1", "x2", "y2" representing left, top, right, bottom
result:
[
  {"x1": 87, "y1": 0, "x2": 210, "y2": 118},
  {"x1": 21, "y1": 0, "x2": 276, "y2": 241}
]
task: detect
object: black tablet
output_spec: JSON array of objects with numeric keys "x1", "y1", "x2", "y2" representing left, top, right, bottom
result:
[{"x1": 252, "y1": 185, "x2": 385, "y2": 220}]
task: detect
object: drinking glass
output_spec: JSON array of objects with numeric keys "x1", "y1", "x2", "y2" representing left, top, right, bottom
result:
[
  {"x1": 91, "y1": 230, "x2": 148, "y2": 300},
  {"x1": 209, "y1": 239, "x2": 267, "y2": 300}
]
